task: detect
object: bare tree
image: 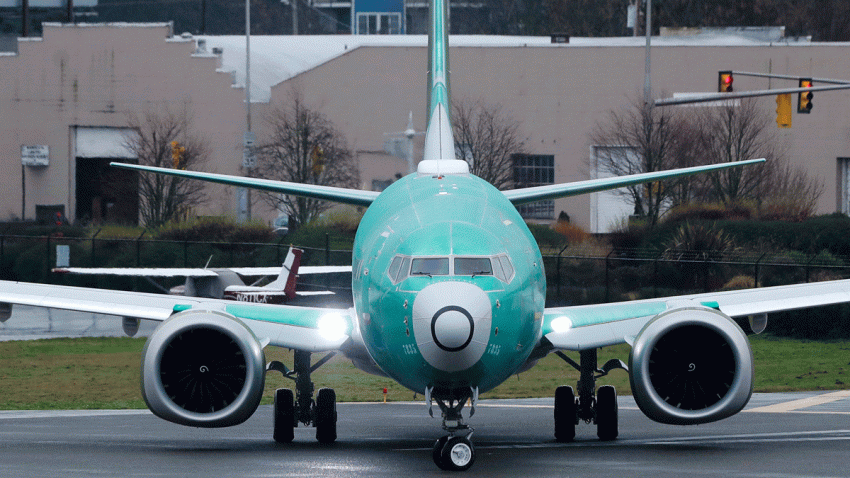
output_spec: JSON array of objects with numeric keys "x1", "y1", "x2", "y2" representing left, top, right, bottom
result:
[
  {"x1": 690, "y1": 98, "x2": 779, "y2": 205},
  {"x1": 589, "y1": 97, "x2": 695, "y2": 226},
  {"x1": 677, "y1": 98, "x2": 822, "y2": 220},
  {"x1": 253, "y1": 94, "x2": 359, "y2": 227},
  {"x1": 123, "y1": 106, "x2": 210, "y2": 227},
  {"x1": 452, "y1": 99, "x2": 527, "y2": 190}
]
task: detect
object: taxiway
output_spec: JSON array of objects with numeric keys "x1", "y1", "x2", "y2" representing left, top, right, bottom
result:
[{"x1": 0, "y1": 392, "x2": 848, "y2": 477}]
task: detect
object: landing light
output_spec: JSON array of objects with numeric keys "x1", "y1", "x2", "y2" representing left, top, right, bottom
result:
[
  {"x1": 318, "y1": 313, "x2": 348, "y2": 341},
  {"x1": 550, "y1": 316, "x2": 573, "y2": 333}
]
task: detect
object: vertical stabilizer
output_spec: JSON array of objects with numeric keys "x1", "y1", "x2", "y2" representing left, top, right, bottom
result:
[
  {"x1": 420, "y1": 0, "x2": 468, "y2": 175},
  {"x1": 265, "y1": 247, "x2": 303, "y2": 300}
]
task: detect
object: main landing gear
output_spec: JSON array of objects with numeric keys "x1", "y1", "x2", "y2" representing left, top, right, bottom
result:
[
  {"x1": 553, "y1": 349, "x2": 626, "y2": 442},
  {"x1": 267, "y1": 350, "x2": 338, "y2": 444},
  {"x1": 428, "y1": 387, "x2": 478, "y2": 471}
]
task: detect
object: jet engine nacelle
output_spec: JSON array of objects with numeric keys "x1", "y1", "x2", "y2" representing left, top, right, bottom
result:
[
  {"x1": 629, "y1": 306, "x2": 753, "y2": 425},
  {"x1": 141, "y1": 310, "x2": 265, "y2": 428}
]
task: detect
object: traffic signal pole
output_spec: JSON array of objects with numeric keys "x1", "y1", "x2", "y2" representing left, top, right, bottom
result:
[{"x1": 655, "y1": 82, "x2": 850, "y2": 107}]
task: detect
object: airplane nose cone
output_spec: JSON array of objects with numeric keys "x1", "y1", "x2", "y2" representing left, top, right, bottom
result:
[
  {"x1": 413, "y1": 282, "x2": 491, "y2": 372},
  {"x1": 432, "y1": 305, "x2": 474, "y2": 352}
]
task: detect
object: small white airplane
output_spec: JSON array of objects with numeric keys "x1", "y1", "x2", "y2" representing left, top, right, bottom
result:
[
  {"x1": 52, "y1": 247, "x2": 350, "y2": 305},
  {"x1": 2, "y1": 0, "x2": 850, "y2": 471}
]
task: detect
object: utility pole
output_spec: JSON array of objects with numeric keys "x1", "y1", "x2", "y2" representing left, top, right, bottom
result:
[
  {"x1": 643, "y1": 0, "x2": 652, "y2": 108},
  {"x1": 239, "y1": 0, "x2": 254, "y2": 222},
  {"x1": 292, "y1": 0, "x2": 298, "y2": 35},
  {"x1": 21, "y1": 0, "x2": 29, "y2": 37}
]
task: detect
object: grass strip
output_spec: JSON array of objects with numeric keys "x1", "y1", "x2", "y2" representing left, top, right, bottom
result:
[{"x1": 0, "y1": 335, "x2": 847, "y2": 410}]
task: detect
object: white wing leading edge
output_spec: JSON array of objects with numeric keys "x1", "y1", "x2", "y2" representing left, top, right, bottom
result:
[
  {"x1": 0, "y1": 280, "x2": 353, "y2": 352},
  {"x1": 542, "y1": 278, "x2": 850, "y2": 351}
]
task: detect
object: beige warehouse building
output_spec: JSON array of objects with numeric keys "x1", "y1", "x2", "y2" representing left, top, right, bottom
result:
[{"x1": 1, "y1": 23, "x2": 849, "y2": 232}]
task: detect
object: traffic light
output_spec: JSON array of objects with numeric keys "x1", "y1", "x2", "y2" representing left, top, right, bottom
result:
[
  {"x1": 171, "y1": 141, "x2": 186, "y2": 169},
  {"x1": 718, "y1": 71, "x2": 734, "y2": 93},
  {"x1": 776, "y1": 94, "x2": 792, "y2": 128},
  {"x1": 310, "y1": 144, "x2": 325, "y2": 176},
  {"x1": 798, "y1": 78, "x2": 813, "y2": 113}
]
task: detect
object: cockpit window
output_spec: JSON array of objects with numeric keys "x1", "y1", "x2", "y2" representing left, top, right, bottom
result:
[
  {"x1": 411, "y1": 257, "x2": 449, "y2": 276},
  {"x1": 387, "y1": 256, "x2": 403, "y2": 282},
  {"x1": 387, "y1": 254, "x2": 513, "y2": 284},
  {"x1": 454, "y1": 257, "x2": 493, "y2": 276},
  {"x1": 497, "y1": 255, "x2": 515, "y2": 283}
]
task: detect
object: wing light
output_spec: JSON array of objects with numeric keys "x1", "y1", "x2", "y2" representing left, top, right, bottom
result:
[
  {"x1": 318, "y1": 313, "x2": 349, "y2": 342},
  {"x1": 550, "y1": 316, "x2": 573, "y2": 333}
]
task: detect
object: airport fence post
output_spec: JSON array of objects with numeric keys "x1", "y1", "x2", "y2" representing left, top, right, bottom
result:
[
  {"x1": 276, "y1": 237, "x2": 286, "y2": 265},
  {"x1": 556, "y1": 244, "x2": 568, "y2": 298},
  {"x1": 90, "y1": 228, "x2": 102, "y2": 267},
  {"x1": 45, "y1": 233, "x2": 51, "y2": 283},
  {"x1": 0, "y1": 226, "x2": 7, "y2": 274},
  {"x1": 136, "y1": 230, "x2": 147, "y2": 267},
  {"x1": 754, "y1": 253, "x2": 766, "y2": 288},
  {"x1": 653, "y1": 250, "x2": 662, "y2": 298},
  {"x1": 605, "y1": 249, "x2": 614, "y2": 303},
  {"x1": 805, "y1": 254, "x2": 817, "y2": 283}
]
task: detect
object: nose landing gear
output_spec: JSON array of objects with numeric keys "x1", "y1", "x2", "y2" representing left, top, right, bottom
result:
[
  {"x1": 428, "y1": 387, "x2": 478, "y2": 471},
  {"x1": 434, "y1": 434, "x2": 475, "y2": 471}
]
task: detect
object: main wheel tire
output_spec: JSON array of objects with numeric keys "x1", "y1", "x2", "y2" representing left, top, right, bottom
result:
[
  {"x1": 439, "y1": 436, "x2": 475, "y2": 471},
  {"x1": 315, "y1": 388, "x2": 337, "y2": 444},
  {"x1": 273, "y1": 388, "x2": 295, "y2": 443},
  {"x1": 596, "y1": 385, "x2": 618, "y2": 441},
  {"x1": 432, "y1": 436, "x2": 450, "y2": 470},
  {"x1": 554, "y1": 385, "x2": 577, "y2": 442}
]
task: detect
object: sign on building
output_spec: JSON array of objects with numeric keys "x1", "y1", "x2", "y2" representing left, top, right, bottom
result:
[{"x1": 21, "y1": 145, "x2": 49, "y2": 167}]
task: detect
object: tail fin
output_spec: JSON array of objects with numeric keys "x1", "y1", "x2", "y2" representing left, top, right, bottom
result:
[
  {"x1": 266, "y1": 247, "x2": 303, "y2": 300},
  {"x1": 420, "y1": 0, "x2": 468, "y2": 175}
]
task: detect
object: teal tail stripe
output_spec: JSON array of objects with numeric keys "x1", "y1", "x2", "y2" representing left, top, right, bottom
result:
[{"x1": 427, "y1": 0, "x2": 451, "y2": 125}]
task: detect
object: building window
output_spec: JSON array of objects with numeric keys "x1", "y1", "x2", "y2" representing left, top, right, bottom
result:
[
  {"x1": 513, "y1": 154, "x2": 554, "y2": 220},
  {"x1": 356, "y1": 13, "x2": 401, "y2": 34}
]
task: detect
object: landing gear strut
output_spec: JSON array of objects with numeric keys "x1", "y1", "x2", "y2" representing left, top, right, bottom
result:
[
  {"x1": 267, "y1": 350, "x2": 338, "y2": 444},
  {"x1": 554, "y1": 349, "x2": 626, "y2": 442},
  {"x1": 428, "y1": 387, "x2": 477, "y2": 471}
]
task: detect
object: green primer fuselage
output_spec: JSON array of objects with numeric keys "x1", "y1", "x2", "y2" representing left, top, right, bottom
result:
[{"x1": 352, "y1": 171, "x2": 546, "y2": 394}]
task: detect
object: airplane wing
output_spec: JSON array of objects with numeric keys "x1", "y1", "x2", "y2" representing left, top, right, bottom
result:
[
  {"x1": 52, "y1": 265, "x2": 352, "y2": 277},
  {"x1": 542, "y1": 279, "x2": 850, "y2": 351},
  {"x1": 0, "y1": 280, "x2": 352, "y2": 352},
  {"x1": 503, "y1": 159, "x2": 765, "y2": 205},
  {"x1": 109, "y1": 163, "x2": 380, "y2": 207},
  {"x1": 52, "y1": 267, "x2": 220, "y2": 277}
]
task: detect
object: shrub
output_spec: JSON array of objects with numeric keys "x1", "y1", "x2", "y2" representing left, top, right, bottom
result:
[
  {"x1": 720, "y1": 274, "x2": 756, "y2": 290},
  {"x1": 155, "y1": 217, "x2": 273, "y2": 244},
  {"x1": 552, "y1": 221, "x2": 590, "y2": 244}
]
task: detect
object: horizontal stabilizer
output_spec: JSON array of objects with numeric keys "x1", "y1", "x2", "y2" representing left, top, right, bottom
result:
[
  {"x1": 110, "y1": 163, "x2": 379, "y2": 207},
  {"x1": 503, "y1": 159, "x2": 765, "y2": 205}
]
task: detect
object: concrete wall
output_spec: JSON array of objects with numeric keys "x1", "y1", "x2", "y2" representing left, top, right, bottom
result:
[
  {"x1": 2, "y1": 24, "x2": 849, "y2": 231},
  {"x1": 0, "y1": 24, "x2": 248, "y2": 223}
]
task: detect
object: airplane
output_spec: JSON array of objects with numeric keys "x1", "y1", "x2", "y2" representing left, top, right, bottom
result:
[
  {"x1": 51, "y1": 247, "x2": 351, "y2": 306},
  {"x1": 2, "y1": 0, "x2": 850, "y2": 471}
]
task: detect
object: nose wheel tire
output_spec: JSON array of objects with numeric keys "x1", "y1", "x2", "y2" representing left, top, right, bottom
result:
[
  {"x1": 433, "y1": 436, "x2": 475, "y2": 471},
  {"x1": 273, "y1": 388, "x2": 295, "y2": 443}
]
